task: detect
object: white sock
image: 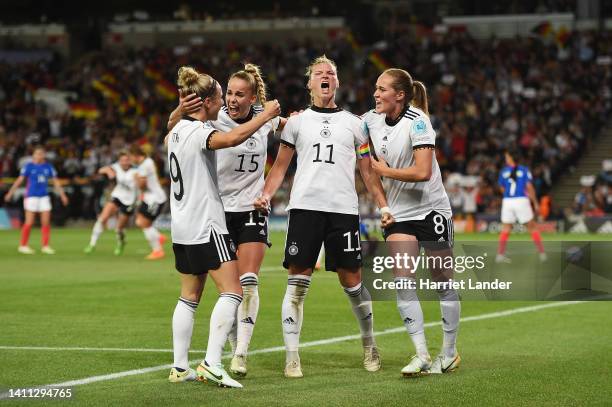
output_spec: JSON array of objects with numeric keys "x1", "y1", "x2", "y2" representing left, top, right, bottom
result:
[
  {"x1": 438, "y1": 288, "x2": 460, "y2": 358},
  {"x1": 203, "y1": 293, "x2": 242, "y2": 367},
  {"x1": 343, "y1": 282, "x2": 375, "y2": 347},
  {"x1": 172, "y1": 297, "x2": 198, "y2": 370},
  {"x1": 143, "y1": 226, "x2": 161, "y2": 251},
  {"x1": 89, "y1": 220, "x2": 104, "y2": 246},
  {"x1": 235, "y1": 273, "x2": 260, "y2": 356},
  {"x1": 282, "y1": 275, "x2": 311, "y2": 362},
  {"x1": 395, "y1": 277, "x2": 429, "y2": 360},
  {"x1": 227, "y1": 321, "x2": 237, "y2": 355}
]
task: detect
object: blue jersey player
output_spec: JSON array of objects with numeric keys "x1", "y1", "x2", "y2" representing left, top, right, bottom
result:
[
  {"x1": 496, "y1": 151, "x2": 545, "y2": 263},
  {"x1": 4, "y1": 146, "x2": 68, "y2": 254}
]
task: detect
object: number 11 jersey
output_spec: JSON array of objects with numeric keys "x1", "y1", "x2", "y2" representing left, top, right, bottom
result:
[
  {"x1": 167, "y1": 116, "x2": 228, "y2": 244},
  {"x1": 280, "y1": 106, "x2": 368, "y2": 215}
]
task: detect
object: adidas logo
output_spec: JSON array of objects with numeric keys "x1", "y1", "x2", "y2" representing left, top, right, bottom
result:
[
  {"x1": 362, "y1": 312, "x2": 373, "y2": 321},
  {"x1": 259, "y1": 229, "x2": 266, "y2": 236},
  {"x1": 438, "y1": 237, "x2": 446, "y2": 242},
  {"x1": 283, "y1": 316, "x2": 297, "y2": 325},
  {"x1": 403, "y1": 317, "x2": 414, "y2": 324},
  {"x1": 241, "y1": 317, "x2": 255, "y2": 325}
]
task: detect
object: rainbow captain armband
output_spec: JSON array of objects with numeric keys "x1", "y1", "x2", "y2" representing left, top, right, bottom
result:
[{"x1": 358, "y1": 143, "x2": 370, "y2": 158}]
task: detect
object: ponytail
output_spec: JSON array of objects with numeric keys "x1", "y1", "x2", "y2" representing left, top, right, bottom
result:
[
  {"x1": 244, "y1": 63, "x2": 267, "y2": 104},
  {"x1": 412, "y1": 81, "x2": 429, "y2": 115}
]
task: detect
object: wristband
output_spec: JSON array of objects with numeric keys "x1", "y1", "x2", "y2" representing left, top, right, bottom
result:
[{"x1": 380, "y1": 206, "x2": 391, "y2": 215}]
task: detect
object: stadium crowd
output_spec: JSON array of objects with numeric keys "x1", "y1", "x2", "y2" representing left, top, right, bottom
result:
[{"x1": 0, "y1": 28, "x2": 611, "y2": 220}]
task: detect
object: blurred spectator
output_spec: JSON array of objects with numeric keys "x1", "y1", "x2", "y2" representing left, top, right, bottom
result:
[{"x1": 1, "y1": 28, "x2": 611, "y2": 221}]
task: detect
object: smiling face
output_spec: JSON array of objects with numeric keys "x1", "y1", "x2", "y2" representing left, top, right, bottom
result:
[
  {"x1": 374, "y1": 73, "x2": 405, "y2": 115},
  {"x1": 225, "y1": 77, "x2": 256, "y2": 120},
  {"x1": 308, "y1": 62, "x2": 339, "y2": 104}
]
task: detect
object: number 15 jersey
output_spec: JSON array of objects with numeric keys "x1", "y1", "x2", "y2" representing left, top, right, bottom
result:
[
  {"x1": 212, "y1": 107, "x2": 280, "y2": 212},
  {"x1": 280, "y1": 106, "x2": 368, "y2": 215},
  {"x1": 167, "y1": 116, "x2": 228, "y2": 244}
]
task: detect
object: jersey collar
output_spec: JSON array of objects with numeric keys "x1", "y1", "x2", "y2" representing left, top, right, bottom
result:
[
  {"x1": 384, "y1": 107, "x2": 408, "y2": 127},
  {"x1": 310, "y1": 105, "x2": 343, "y2": 114},
  {"x1": 232, "y1": 107, "x2": 255, "y2": 124},
  {"x1": 181, "y1": 115, "x2": 198, "y2": 122}
]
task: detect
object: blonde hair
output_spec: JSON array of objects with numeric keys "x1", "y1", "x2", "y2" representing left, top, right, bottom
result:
[
  {"x1": 305, "y1": 54, "x2": 338, "y2": 104},
  {"x1": 382, "y1": 68, "x2": 429, "y2": 115},
  {"x1": 230, "y1": 63, "x2": 267, "y2": 104},
  {"x1": 176, "y1": 66, "x2": 217, "y2": 100}
]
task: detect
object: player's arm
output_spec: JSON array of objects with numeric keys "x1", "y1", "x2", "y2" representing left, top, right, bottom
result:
[
  {"x1": 98, "y1": 166, "x2": 116, "y2": 179},
  {"x1": 167, "y1": 93, "x2": 203, "y2": 130},
  {"x1": 357, "y1": 157, "x2": 394, "y2": 227},
  {"x1": 207, "y1": 100, "x2": 281, "y2": 150},
  {"x1": 52, "y1": 177, "x2": 69, "y2": 206},
  {"x1": 254, "y1": 143, "x2": 294, "y2": 213},
  {"x1": 135, "y1": 173, "x2": 147, "y2": 191},
  {"x1": 371, "y1": 147, "x2": 433, "y2": 182},
  {"x1": 3, "y1": 176, "x2": 25, "y2": 202}
]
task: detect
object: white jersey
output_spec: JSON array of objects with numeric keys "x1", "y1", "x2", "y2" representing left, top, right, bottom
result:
[
  {"x1": 212, "y1": 107, "x2": 280, "y2": 212},
  {"x1": 281, "y1": 106, "x2": 368, "y2": 215},
  {"x1": 110, "y1": 163, "x2": 138, "y2": 206},
  {"x1": 167, "y1": 117, "x2": 228, "y2": 244},
  {"x1": 137, "y1": 157, "x2": 167, "y2": 205},
  {"x1": 363, "y1": 105, "x2": 452, "y2": 221}
]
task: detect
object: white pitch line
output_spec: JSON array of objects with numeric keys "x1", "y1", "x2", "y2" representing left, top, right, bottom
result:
[
  {"x1": 0, "y1": 300, "x2": 592, "y2": 398},
  {"x1": 0, "y1": 346, "x2": 196, "y2": 353}
]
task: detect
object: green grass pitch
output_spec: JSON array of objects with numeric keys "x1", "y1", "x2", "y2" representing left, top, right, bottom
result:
[{"x1": 0, "y1": 228, "x2": 611, "y2": 406}]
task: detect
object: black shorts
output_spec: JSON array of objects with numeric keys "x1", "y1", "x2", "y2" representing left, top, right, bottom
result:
[
  {"x1": 173, "y1": 230, "x2": 237, "y2": 275},
  {"x1": 111, "y1": 197, "x2": 135, "y2": 216},
  {"x1": 138, "y1": 202, "x2": 164, "y2": 221},
  {"x1": 283, "y1": 209, "x2": 362, "y2": 272},
  {"x1": 225, "y1": 210, "x2": 271, "y2": 247},
  {"x1": 383, "y1": 210, "x2": 454, "y2": 250}
]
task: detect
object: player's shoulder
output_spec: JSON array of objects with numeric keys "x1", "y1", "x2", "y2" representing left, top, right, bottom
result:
[
  {"x1": 285, "y1": 110, "x2": 305, "y2": 126},
  {"x1": 339, "y1": 109, "x2": 362, "y2": 122},
  {"x1": 361, "y1": 109, "x2": 383, "y2": 123},
  {"x1": 405, "y1": 105, "x2": 427, "y2": 120}
]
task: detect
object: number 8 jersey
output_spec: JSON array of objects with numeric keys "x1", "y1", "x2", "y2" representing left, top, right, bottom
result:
[
  {"x1": 167, "y1": 116, "x2": 228, "y2": 244},
  {"x1": 213, "y1": 107, "x2": 280, "y2": 212}
]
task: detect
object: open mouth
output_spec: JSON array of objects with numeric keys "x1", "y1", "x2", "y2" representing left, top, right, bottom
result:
[
  {"x1": 321, "y1": 82, "x2": 330, "y2": 89},
  {"x1": 228, "y1": 105, "x2": 240, "y2": 114}
]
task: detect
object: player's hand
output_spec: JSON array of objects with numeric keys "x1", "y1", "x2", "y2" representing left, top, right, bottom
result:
[
  {"x1": 4, "y1": 192, "x2": 12, "y2": 203},
  {"x1": 262, "y1": 100, "x2": 281, "y2": 120},
  {"x1": 381, "y1": 211, "x2": 395, "y2": 229},
  {"x1": 371, "y1": 156, "x2": 389, "y2": 176},
  {"x1": 61, "y1": 194, "x2": 69, "y2": 206},
  {"x1": 179, "y1": 93, "x2": 203, "y2": 115},
  {"x1": 254, "y1": 195, "x2": 271, "y2": 215}
]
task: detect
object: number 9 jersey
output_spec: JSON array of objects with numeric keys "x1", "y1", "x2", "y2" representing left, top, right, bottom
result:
[
  {"x1": 167, "y1": 116, "x2": 229, "y2": 244},
  {"x1": 213, "y1": 106, "x2": 280, "y2": 211}
]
